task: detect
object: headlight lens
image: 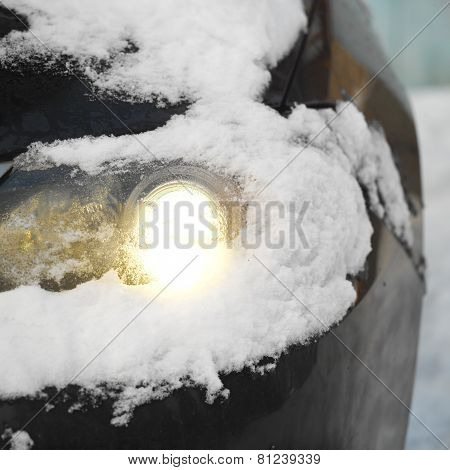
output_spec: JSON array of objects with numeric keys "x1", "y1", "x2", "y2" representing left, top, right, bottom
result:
[
  {"x1": 135, "y1": 181, "x2": 229, "y2": 292},
  {"x1": 0, "y1": 164, "x2": 243, "y2": 293},
  {"x1": 118, "y1": 166, "x2": 243, "y2": 293}
]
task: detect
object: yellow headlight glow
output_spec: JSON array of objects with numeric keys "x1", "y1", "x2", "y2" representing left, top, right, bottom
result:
[{"x1": 136, "y1": 181, "x2": 230, "y2": 293}]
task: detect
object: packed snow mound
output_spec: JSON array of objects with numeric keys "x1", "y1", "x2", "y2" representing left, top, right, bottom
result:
[
  {"x1": 0, "y1": 0, "x2": 412, "y2": 425},
  {"x1": 291, "y1": 103, "x2": 413, "y2": 245}
]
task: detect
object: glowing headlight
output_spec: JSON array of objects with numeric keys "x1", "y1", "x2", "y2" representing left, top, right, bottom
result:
[
  {"x1": 137, "y1": 181, "x2": 229, "y2": 292},
  {"x1": 0, "y1": 165, "x2": 242, "y2": 293},
  {"x1": 119, "y1": 166, "x2": 243, "y2": 293}
]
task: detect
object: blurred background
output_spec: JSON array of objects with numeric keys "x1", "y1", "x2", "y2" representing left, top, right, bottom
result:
[{"x1": 367, "y1": 0, "x2": 450, "y2": 449}]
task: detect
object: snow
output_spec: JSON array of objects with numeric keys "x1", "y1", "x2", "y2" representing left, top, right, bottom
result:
[
  {"x1": 0, "y1": 0, "x2": 413, "y2": 425},
  {"x1": 0, "y1": 0, "x2": 306, "y2": 104},
  {"x1": 292, "y1": 103, "x2": 413, "y2": 245},
  {"x1": 1, "y1": 428, "x2": 34, "y2": 450},
  {"x1": 405, "y1": 87, "x2": 450, "y2": 449}
]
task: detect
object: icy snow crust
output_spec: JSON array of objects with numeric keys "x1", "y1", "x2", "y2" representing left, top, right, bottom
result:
[{"x1": 0, "y1": 0, "x2": 412, "y2": 425}]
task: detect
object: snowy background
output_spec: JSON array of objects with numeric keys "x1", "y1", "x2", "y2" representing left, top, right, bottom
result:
[
  {"x1": 405, "y1": 89, "x2": 450, "y2": 449},
  {"x1": 367, "y1": 0, "x2": 450, "y2": 450}
]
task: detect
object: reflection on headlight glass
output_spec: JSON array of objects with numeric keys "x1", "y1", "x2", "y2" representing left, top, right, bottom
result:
[{"x1": 0, "y1": 188, "x2": 120, "y2": 291}]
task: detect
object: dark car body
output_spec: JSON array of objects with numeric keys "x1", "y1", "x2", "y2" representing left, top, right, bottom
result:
[{"x1": 0, "y1": 0, "x2": 423, "y2": 449}]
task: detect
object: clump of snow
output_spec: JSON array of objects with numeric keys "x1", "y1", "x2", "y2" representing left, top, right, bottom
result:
[
  {"x1": 289, "y1": 103, "x2": 413, "y2": 245},
  {"x1": 0, "y1": 0, "x2": 413, "y2": 425},
  {"x1": 1, "y1": 428, "x2": 34, "y2": 450}
]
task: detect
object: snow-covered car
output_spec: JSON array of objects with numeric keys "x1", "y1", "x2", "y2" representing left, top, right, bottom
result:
[{"x1": 0, "y1": 0, "x2": 423, "y2": 449}]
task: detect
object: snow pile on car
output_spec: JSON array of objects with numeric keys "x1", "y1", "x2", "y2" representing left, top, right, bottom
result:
[
  {"x1": 1, "y1": 428, "x2": 34, "y2": 450},
  {"x1": 0, "y1": 0, "x2": 412, "y2": 425},
  {"x1": 0, "y1": 0, "x2": 304, "y2": 104}
]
